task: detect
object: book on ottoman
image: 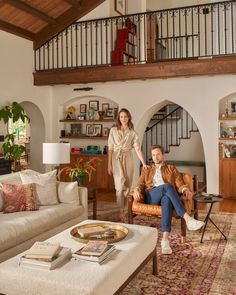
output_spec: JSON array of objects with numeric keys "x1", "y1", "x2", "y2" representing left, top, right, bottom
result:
[
  {"x1": 24, "y1": 241, "x2": 61, "y2": 260},
  {"x1": 80, "y1": 240, "x2": 108, "y2": 256},
  {"x1": 73, "y1": 244, "x2": 116, "y2": 264},
  {"x1": 20, "y1": 247, "x2": 72, "y2": 270}
]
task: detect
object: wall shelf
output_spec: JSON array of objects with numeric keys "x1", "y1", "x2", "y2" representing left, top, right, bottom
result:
[
  {"x1": 60, "y1": 119, "x2": 115, "y2": 123},
  {"x1": 60, "y1": 136, "x2": 108, "y2": 139}
]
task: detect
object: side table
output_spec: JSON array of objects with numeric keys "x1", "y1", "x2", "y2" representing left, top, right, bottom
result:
[
  {"x1": 84, "y1": 185, "x2": 97, "y2": 220},
  {"x1": 193, "y1": 194, "x2": 227, "y2": 243}
]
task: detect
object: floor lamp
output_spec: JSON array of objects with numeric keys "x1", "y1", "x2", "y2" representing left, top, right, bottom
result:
[{"x1": 43, "y1": 143, "x2": 70, "y2": 180}]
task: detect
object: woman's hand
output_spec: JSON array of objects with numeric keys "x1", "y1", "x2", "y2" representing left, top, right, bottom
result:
[
  {"x1": 142, "y1": 164, "x2": 149, "y2": 170},
  {"x1": 107, "y1": 164, "x2": 113, "y2": 176}
]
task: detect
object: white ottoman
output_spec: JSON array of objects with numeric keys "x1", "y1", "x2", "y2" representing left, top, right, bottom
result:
[{"x1": 0, "y1": 220, "x2": 158, "y2": 295}]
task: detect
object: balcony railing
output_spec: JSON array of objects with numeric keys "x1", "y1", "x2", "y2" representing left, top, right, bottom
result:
[{"x1": 34, "y1": 0, "x2": 236, "y2": 72}]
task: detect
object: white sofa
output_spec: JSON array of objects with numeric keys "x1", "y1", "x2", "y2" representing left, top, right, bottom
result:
[{"x1": 0, "y1": 170, "x2": 88, "y2": 262}]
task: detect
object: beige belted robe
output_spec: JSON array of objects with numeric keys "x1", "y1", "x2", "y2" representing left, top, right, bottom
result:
[{"x1": 108, "y1": 127, "x2": 141, "y2": 209}]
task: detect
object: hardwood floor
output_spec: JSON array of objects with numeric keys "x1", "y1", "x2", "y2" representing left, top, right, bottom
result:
[{"x1": 97, "y1": 190, "x2": 236, "y2": 213}]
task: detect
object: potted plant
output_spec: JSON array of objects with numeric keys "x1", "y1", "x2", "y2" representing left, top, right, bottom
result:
[{"x1": 0, "y1": 101, "x2": 30, "y2": 172}]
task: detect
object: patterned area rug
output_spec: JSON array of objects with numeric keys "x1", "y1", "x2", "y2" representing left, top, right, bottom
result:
[{"x1": 89, "y1": 202, "x2": 236, "y2": 295}]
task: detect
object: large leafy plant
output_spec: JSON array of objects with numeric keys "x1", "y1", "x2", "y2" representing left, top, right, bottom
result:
[{"x1": 0, "y1": 101, "x2": 30, "y2": 171}]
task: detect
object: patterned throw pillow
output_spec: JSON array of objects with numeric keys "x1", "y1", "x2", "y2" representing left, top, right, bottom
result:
[{"x1": 1, "y1": 183, "x2": 38, "y2": 214}]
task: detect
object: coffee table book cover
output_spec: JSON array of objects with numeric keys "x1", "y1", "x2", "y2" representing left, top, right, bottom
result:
[
  {"x1": 24, "y1": 241, "x2": 61, "y2": 260},
  {"x1": 19, "y1": 247, "x2": 71, "y2": 270},
  {"x1": 80, "y1": 240, "x2": 108, "y2": 256}
]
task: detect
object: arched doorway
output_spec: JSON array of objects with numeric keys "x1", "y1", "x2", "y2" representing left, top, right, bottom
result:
[
  {"x1": 141, "y1": 101, "x2": 206, "y2": 189},
  {"x1": 20, "y1": 101, "x2": 45, "y2": 173}
]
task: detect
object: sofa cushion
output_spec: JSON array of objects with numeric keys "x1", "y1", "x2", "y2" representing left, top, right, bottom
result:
[
  {"x1": 1, "y1": 183, "x2": 37, "y2": 213},
  {"x1": 57, "y1": 181, "x2": 80, "y2": 206},
  {"x1": 0, "y1": 203, "x2": 84, "y2": 253},
  {"x1": 20, "y1": 170, "x2": 58, "y2": 206}
]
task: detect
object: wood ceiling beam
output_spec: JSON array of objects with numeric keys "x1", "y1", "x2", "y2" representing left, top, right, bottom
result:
[
  {"x1": 3, "y1": 0, "x2": 56, "y2": 24},
  {"x1": 34, "y1": 0, "x2": 105, "y2": 49},
  {"x1": 63, "y1": 0, "x2": 82, "y2": 8},
  {"x1": 0, "y1": 19, "x2": 34, "y2": 40},
  {"x1": 33, "y1": 56, "x2": 236, "y2": 86}
]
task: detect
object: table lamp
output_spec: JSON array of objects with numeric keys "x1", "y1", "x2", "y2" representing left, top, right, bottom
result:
[{"x1": 43, "y1": 143, "x2": 70, "y2": 179}]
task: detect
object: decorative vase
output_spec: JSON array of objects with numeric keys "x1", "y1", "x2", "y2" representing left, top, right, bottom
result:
[{"x1": 76, "y1": 174, "x2": 85, "y2": 186}]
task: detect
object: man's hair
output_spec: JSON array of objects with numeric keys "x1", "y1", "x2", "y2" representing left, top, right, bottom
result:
[{"x1": 151, "y1": 145, "x2": 164, "y2": 154}]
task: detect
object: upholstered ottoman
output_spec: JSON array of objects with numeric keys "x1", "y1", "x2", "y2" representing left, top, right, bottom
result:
[{"x1": 0, "y1": 220, "x2": 158, "y2": 295}]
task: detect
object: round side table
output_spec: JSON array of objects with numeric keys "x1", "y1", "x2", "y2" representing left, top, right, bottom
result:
[{"x1": 193, "y1": 194, "x2": 227, "y2": 243}]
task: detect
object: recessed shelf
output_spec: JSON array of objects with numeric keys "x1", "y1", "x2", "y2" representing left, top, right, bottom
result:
[
  {"x1": 60, "y1": 119, "x2": 115, "y2": 123},
  {"x1": 60, "y1": 136, "x2": 108, "y2": 139}
]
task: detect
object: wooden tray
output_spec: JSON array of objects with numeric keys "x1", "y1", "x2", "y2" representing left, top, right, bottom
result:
[{"x1": 70, "y1": 223, "x2": 129, "y2": 243}]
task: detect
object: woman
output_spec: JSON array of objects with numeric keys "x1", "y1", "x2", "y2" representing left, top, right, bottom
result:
[{"x1": 108, "y1": 108, "x2": 147, "y2": 221}]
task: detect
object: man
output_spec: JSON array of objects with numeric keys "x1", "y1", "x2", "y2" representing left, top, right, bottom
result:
[{"x1": 133, "y1": 145, "x2": 204, "y2": 255}]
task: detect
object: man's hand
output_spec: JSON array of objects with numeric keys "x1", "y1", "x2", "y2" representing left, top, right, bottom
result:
[
  {"x1": 133, "y1": 188, "x2": 142, "y2": 201},
  {"x1": 182, "y1": 189, "x2": 193, "y2": 200}
]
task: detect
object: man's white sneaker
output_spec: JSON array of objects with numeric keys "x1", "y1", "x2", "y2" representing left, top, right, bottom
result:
[
  {"x1": 186, "y1": 218, "x2": 205, "y2": 231},
  {"x1": 161, "y1": 239, "x2": 172, "y2": 255}
]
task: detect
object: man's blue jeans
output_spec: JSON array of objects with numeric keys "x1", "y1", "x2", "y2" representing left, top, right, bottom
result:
[{"x1": 145, "y1": 184, "x2": 186, "y2": 232}]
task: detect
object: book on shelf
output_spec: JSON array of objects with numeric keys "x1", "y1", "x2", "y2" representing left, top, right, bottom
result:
[
  {"x1": 72, "y1": 244, "x2": 116, "y2": 264},
  {"x1": 80, "y1": 240, "x2": 108, "y2": 256},
  {"x1": 77, "y1": 226, "x2": 108, "y2": 238},
  {"x1": 19, "y1": 247, "x2": 72, "y2": 270},
  {"x1": 24, "y1": 241, "x2": 61, "y2": 260}
]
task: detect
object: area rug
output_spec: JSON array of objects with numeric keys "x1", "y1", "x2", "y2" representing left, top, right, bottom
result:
[{"x1": 89, "y1": 202, "x2": 236, "y2": 295}]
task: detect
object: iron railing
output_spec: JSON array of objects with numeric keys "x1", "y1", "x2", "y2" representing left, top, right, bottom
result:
[
  {"x1": 34, "y1": 0, "x2": 236, "y2": 71},
  {"x1": 142, "y1": 106, "x2": 199, "y2": 163}
]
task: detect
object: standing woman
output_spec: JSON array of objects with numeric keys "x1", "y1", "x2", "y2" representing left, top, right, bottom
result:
[{"x1": 108, "y1": 108, "x2": 147, "y2": 221}]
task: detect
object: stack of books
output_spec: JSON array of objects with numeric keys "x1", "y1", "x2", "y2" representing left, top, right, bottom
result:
[
  {"x1": 72, "y1": 240, "x2": 116, "y2": 264},
  {"x1": 19, "y1": 241, "x2": 71, "y2": 270}
]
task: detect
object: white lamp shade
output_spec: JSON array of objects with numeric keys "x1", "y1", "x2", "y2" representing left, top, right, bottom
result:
[{"x1": 43, "y1": 143, "x2": 70, "y2": 164}]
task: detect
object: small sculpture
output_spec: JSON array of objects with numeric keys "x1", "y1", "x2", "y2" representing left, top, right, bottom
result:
[
  {"x1": 65, "y1": 106, "x2": 76, "y2": 120},
  {"x1": 98, "y1": 111, "x2": 105, "y2": 120}
]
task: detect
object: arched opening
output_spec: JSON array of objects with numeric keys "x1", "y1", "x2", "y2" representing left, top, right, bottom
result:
[
  {"x1": 20, "y1": 101, "x2": 45, "y2": 173},
  {"x1": 141, "y1": 100, "x2": 206, "y2": 190}
]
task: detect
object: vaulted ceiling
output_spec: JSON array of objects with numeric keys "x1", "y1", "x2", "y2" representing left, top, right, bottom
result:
[{"x1": 0, "y1": 0, "x2": 105, "y2": 49}]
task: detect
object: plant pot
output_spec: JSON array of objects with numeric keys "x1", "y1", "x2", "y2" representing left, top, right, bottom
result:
[{"x1": 76, "y1": 174, "x2": 85, "y2": 186}]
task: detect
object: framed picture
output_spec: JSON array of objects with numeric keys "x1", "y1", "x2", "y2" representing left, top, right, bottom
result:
[
  {"x1": 115, "y1": 0, "x2": 126, "y2": 15},
  {"x1": 102, "y1": 127, "x2": 110, "y2": 137},
  {"x1": 106, "y1": 108, "x2": 114, "y2": 117},
  {"x1": 102, "y1": 103, "x2": 109, "y2": 113},
  {"x1": 89, "y1": 100, "x2": 99, "y2": 111},
  {"x1": 86, "y1": 124, "x2": 102, "y2": 136},
  {"x1": 71, "y1": 124, "x2": 82, "y2": 136},
  {"x1": 80, "y1": 104, "x2": 87, "y2": 114}
]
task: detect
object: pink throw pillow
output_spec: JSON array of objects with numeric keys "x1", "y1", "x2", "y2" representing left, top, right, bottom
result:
[{"x1": 1, "y1": 183, "x2": 38, "y2": 213}]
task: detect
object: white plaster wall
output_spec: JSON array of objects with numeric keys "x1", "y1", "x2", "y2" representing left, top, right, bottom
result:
[
  {"x1": 50, "y1": 75, "x2": 236, "y2": 194},
  {"x1": 0, "y1": 30, "x2": 51, "y2": 172},
  {"x1": 147, "y1": 0, "x2": 209, "y2": 11}
]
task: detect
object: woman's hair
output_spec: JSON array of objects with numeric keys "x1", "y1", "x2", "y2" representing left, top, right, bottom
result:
[{"x1": 116, "y1": 108, "x2": 134, "y2": 130}]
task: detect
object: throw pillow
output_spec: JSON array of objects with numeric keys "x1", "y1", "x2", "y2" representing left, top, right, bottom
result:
[
  {"x1": 57, "y1": 181, "x2": 80, "y2": 206},
  {"x1": 1, "y1": 183, "x2": 37, "y2": 213},
  {"x1": 20, "y1": 170, "x2": 58, "y2": 206}
]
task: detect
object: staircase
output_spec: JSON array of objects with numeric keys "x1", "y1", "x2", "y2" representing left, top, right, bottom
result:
[{"x1": 142, "y1": 106, "x2": 199, "y2": 162}]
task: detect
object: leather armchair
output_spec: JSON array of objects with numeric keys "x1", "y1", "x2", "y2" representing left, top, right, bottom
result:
[{"x1": 128, "y1": 173, "x2": 198, "y2": 243}]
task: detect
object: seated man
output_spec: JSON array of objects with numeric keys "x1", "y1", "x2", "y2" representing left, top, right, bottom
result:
[{"x1": 133, "y1": 145, "x2": 204, "y2": 255}]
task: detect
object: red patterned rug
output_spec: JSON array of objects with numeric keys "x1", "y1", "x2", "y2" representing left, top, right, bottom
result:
[{"x1": 89, "y1": 202, "x2": 236, "y2": 295}]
